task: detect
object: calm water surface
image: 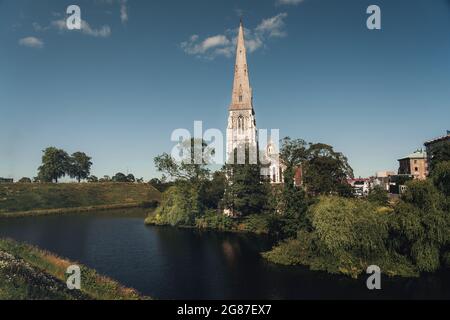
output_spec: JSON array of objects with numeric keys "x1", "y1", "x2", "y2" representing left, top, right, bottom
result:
[{"x1": 0, "y1": 209, "x2": 449, "y2": 300}]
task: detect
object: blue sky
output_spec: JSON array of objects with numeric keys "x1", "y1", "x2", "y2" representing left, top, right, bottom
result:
[{"x1": 1, "y1": 0, "x2": 450, "y2": 181}]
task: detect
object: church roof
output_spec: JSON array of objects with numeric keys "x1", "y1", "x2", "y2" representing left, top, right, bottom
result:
[{"x1": 230, "y1": 20, "x2": 253, "y2": 111}]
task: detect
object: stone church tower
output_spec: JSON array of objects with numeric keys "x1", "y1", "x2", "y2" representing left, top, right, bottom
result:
[{"x1": 226, "y1": 20, "x2": 258, "y2": 163}]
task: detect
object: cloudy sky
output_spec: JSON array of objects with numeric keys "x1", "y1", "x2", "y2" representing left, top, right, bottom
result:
[{"x1": 1, "y1": 0, "x2": 450, "y2": 180}]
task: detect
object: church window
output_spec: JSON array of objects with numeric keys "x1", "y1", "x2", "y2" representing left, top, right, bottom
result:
[
  {"x1": 238, "y1": 116, "x2": 244, "y2": 134},
  {"x1": 239, "y1": 95, "x2": 243, "y2": 102}
]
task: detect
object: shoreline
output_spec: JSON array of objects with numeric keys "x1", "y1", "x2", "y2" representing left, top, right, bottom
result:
[
  {"x1": 0, "y1": 238, "x2": 150, "y2": 300},
  {"x1": 0, "y1": 202, "x2": 147, "y2": 219}
]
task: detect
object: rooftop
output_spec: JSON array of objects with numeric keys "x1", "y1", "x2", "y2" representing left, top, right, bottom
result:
[
  {"x1": 424, "y1": 131, "x2": 450, "y2": 146},
  {"x1": 398, "y1": 150, "x2": 427, "y2": 161}
]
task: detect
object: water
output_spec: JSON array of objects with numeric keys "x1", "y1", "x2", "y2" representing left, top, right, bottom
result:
[{"x1": 0, "y1": 209, "x2": 449, "y2": 300}]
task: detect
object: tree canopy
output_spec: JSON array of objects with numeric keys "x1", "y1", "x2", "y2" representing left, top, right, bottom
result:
[
  {"x1": 68, "y1": 152, "x2": 92, "y2": 183},
  {"x1": 37, "y1": 147, "x2": 71, "y2": 183}
]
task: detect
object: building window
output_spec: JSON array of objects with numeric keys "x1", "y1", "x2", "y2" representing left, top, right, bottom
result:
[
  {"x1": 415, "y1": 167, "x2": 419, "y2": 172},
  {"x1": 238, "y1": 116, "x2": 244, "y2": 134},
  {"x1": 239, "y1": 95, "x2": 243, "y2": 102}
]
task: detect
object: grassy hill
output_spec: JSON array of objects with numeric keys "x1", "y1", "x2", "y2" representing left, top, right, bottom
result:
[
  {"x1": 0, "y1": 238, "x2": 148, "y2": 300},
  {"x1": 0, "y1": 183, "x2": 161, "y2": 214}
]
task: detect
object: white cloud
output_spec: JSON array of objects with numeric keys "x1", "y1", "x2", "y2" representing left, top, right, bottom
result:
[
  {"x1": 18, "y1": 37, "x2": 44, "y2": 48},
  {"x1": 120, "y1": 0, "x2": 128, "y2": 24},
  {"x1": 256, "y1": 13, "x2": 288, "y2": 38},
  {"x1": 181, "y1": 13, "x2": 288, "y2": 60},
  {"x1": 181, "y1": 34, "x2": 231, "y2": 57},
  {"x1": 276, "y1": 0, "x2": 305, "y2": 5},
  {"x1": 51, "y1": 19, "x2": 111, "y2": 38}
]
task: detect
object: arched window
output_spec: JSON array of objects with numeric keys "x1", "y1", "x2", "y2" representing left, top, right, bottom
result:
[{"x1": 238, "y1": 116, "x2": 244, "y2": 134}]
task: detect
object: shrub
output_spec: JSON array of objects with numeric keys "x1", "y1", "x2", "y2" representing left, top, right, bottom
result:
[
  {"x1": 195, "y1": 211, "x2": 235, "y2": 231},
  {"x1": 431, "y1": 161, "x2": 450, "y2": 197},
  {"x1": 147, "y1": 184, "x2": 200, "y2": 226},
  {"x1": 368, "y1": 186, "x2": 389, "y2": 206}
]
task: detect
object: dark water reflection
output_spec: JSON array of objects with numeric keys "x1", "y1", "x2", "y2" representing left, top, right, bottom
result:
[{"x1": 0, "y1": 209, "x2": 449, "y2": 300}]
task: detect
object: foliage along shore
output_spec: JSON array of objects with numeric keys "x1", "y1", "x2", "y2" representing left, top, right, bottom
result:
[
  {"x1": 145, "y1": 208, "x2": 275, "y2": 235},
  {"x1": 0, "y1": 183, "x2": 161, "y2": 217},
  {"x1": 0, "y1": 238, "x2": 149, "y2": 300},
  {"x1": 147, "y1": 137, "x2": 450, "y2": 280}
]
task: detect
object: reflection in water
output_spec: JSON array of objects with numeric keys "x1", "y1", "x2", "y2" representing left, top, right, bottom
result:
[
  {"x1": 0, "y1": 209, "x2": 449, "y2": 300},
  {"x1": 222, "y1": 240, "x2": 238, "y2": 266}
]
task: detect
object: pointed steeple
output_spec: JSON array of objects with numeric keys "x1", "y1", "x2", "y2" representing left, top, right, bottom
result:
[{"x1": 230, "y1": 20, "x2": 253, "y2": 110}]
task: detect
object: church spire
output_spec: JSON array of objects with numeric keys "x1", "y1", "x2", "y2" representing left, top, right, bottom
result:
[{"x1": 230, "y1": 20, "x2": 253, "y2": 110}]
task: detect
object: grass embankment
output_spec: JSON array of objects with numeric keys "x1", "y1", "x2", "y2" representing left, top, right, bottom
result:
[
  {"x1": 0, "y1": 183, "x2": 161, "y2": 217},
  {"x1": 0, "y1": 238, "x2": 149, "y2": 300}
]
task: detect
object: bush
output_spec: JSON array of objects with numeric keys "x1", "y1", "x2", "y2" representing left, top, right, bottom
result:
[
  {"x1": 263, "y1": 196, "x2": 418, "y2": 278},
  {"x1": 390, "y1": 180, "x2": 449, "y2": 273},
  {"x1": 146, "y1": 185, "x2": 200, "y2": 226},
  {"x1": 309, "y1": 197, "x2": 389, "y2": 260},
  {"x1": 368, "y1": 186, "x2": 389, "y2": 206},
  {"x1": 195, "y1": 211, "x2": 235, "y2": 231},
  {"x1": 238, "y1": 214, "x2": 273, "y2": 234},
  {"x1": 431, "y1": 161, "x2": 450, "y2": 197}
]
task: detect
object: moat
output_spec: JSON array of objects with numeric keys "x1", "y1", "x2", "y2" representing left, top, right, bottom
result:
[{"x1": 0, "y1": 209, "x2": 449, "y2": 300}]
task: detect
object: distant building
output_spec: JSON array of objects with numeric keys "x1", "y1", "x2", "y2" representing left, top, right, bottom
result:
[
  {"x1": 0, "y1": 178, "x2": 14, "y2": 183},
  {"x1": 398, "y1": 150, "x2": 428, "y2": 180},
  {"x1": 371, "y1": 171, "x2": 396, "y2": 191},
  {"x1": 388, "y1": 174, "x2": 414, "y2": 195},
  {"x1": 424, "y1": 131, "x2": 450, "y2": 171},
  {"x1": 347, "y1": 178, "x2": 371, "y2": 197}
]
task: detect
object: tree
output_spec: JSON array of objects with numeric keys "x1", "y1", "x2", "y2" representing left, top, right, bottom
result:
[
  {"x1": 154, "y1": 138, "x2": 211, "y2": 183},
  {"x1": 200, "y1": 170, "x2": 226, "y2": 210},
  {"x1": 149, "y1": 177, "x2": 173, "y2": 192},
  {"x1": 18, "y1": 177, "x2": 32, "y2": 183},
  {"x1": 428, "y1": 141, "x2": 450, "y2": 173},
  {"x1": 87, "y1": 175, "x2": 98, "y2": 183},
  {"x1": 99, "y1": 175, "x2": 111, "y2": 182},
  {"x1": 126, "y1": 174, "x2": 135, "y2": 183},
  {"x1": 37, "y1": 147, "x2": 70, "y2": 183},
  {"x1": 68, "y1": 152, "x2": 92, "y2": 183},
  {"x1": 303, "y1": 143, "x2": 354, "y2": 195},
  {"x1": 431, "y1": 161, "x2": 450, "y2": 197},
  {"x1": 279, "y1": 138, "x2": 309, "y2": 221},
  {"x1": 223, "y1": 145, "x2": 269, "y2": 216},
  {"x1": 112, "y1": 172, "x2": 128, "y2": 182},
  {"x1": 391, "y1": 180, "x2": 449, "y2": 272}
]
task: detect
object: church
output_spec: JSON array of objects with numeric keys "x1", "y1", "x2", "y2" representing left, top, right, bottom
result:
[{"x1": 226, "y1": 20, "x2": 285, "y2": 185}]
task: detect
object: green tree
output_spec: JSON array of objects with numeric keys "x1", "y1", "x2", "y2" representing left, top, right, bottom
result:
[
  {"x1": 152, "y1": 138, "x2": 213, "y2": 222},
  {"x1": 279, "y1": 137, "x2": 309, "y2": 220},
  {"x1": 390, "y1": 180, "x2": 449, "y2": 272},
  {"x1": 87, "y1": 175, "x2": 98, "y2": 183},
  {"x1": 154, "y1": 138, "x2": 211, "y2": 184},
  {"x1": 37, "y1": 147, "x2": 70, "y2": 183},
  {"x1": 112, "y1": 172, "x2": 128, "y2": 182},
  {"x1": 200, "y1": 170, "x2": 226, "y2": 210},
  {"x1": 68, "y1": 152, "x2": 92, "y2": 183},
  {"x1": 18, "y1": 177, "x2": 32, "y2": 183},
  {"x1": 126, "y1": 174, "x2": 135, "y2": 183},
  {"x1": 428, "y1": 141, "x2": 450, "y2": 173},
  {"x1": 431, "y1": 161, "x2": 450, "y2": 197},
  {"x1": 368, "y1": 186, "x2": 389, "y2": 206},
  {"x1": 303, "y1": 143, "x2": 354, "y2": 196},
  {"x1": 223, "y1": 145, "x2": 269, "y2": 216}
]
